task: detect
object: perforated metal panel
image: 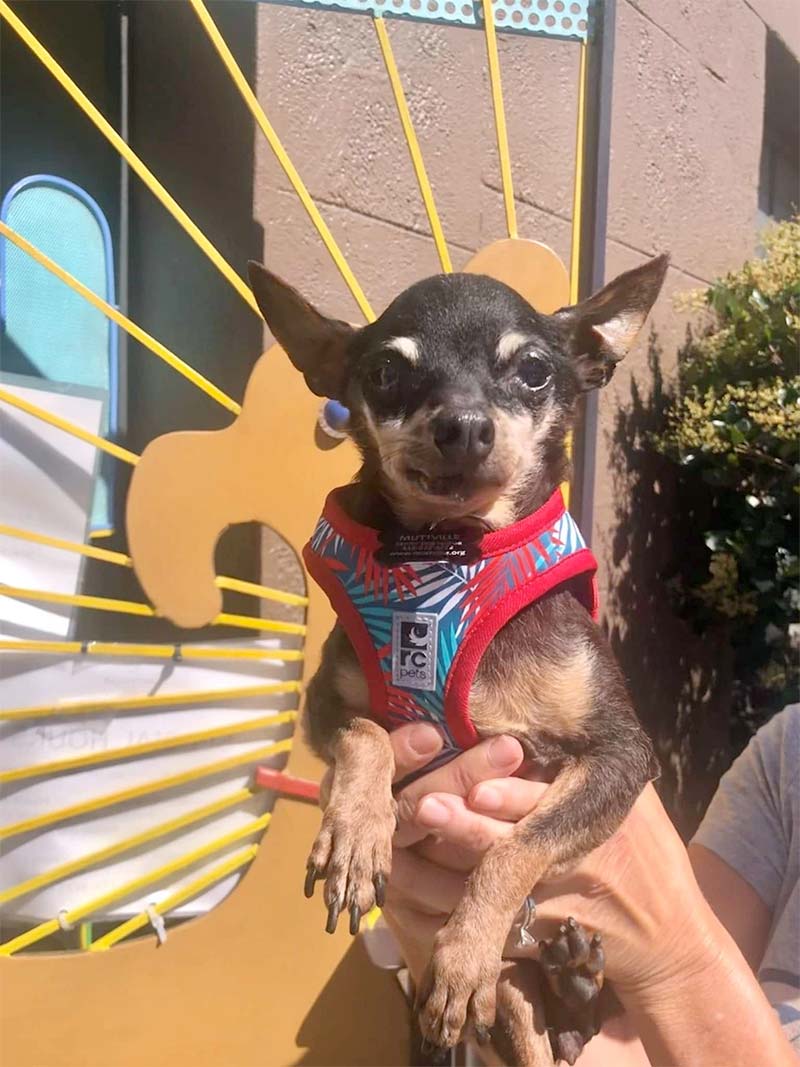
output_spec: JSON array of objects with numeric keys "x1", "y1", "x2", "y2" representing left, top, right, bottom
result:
[{"x1": 254, "y1": 0, "x2": 590, "y2": 42}]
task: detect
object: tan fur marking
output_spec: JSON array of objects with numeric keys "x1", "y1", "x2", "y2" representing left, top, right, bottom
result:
[
  {"x1": 470, "y1": 642, "x2": 596, "y2": 740},
  {"x1": 495, "y1": 330, "x2": 531, "y2": 364},
  {"x1": 334, "y1": 658, "x2": 370, "y2": 713},
  {"x1": 477, "y1": 400, "x2": 558, "y2": 529},
  {"x1": 386, "y1": 336, "x2": 420, "y2": 363},
  {"x1": 593, "y1": 311, "x2": 642, "y2": 357}
]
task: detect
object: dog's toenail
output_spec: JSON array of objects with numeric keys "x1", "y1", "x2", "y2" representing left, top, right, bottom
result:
[
  {"x1": 374, "y1": 872, "x2": 386, "y2": 907},
  {"x1": 349, "y1": 903, "x2": 361, "y2": 935},
  {"x1": 325, "y1": 899, "x2": 341, "y2": 934},
  {"x1": 304, "y1": 866, "x2": 318, "y2": 898}
]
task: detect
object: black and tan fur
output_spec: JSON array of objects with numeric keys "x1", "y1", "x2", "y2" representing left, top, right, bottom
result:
[{"x1": 248, "y1": 257, "x2": 668, "y2": 1065}]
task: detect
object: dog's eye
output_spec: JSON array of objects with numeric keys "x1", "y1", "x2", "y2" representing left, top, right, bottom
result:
[
  {"x1": 366, "y1": 355, "x2": 402, "y2": 393},
  {"x1": 516, "y1": 353, "x2": 552, "y2": 391}
]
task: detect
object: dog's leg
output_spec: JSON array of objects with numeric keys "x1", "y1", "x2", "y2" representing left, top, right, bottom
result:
[
  {"x1": 491, "y1": 961, "x2": 555, "y2": 1067},
  {"x1": 415, "y1": 731, "x2": 650, "y2": 1059},
  {"x1": 303, "y1": 626, "x2": 397, "y2": 933},
  {"x1": 306, "y1": 716, "x2": 396, "y2": 933}
]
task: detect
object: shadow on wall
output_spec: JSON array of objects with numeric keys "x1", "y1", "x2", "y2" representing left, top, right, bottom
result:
[
  {"x1": 295, "y1": 939, "x2": 410, "y2": 1067},
  {"x1": 602, "y1": 329, "x2": 735, "y2": 839}
]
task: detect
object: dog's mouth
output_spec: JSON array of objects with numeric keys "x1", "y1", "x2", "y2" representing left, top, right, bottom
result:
[{"x1": 404, "y1": 466, "x2": 505, "y2": 503}]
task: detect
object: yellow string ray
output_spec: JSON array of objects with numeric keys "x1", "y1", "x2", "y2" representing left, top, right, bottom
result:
[
  {"x1": 0, "y1": 639, "x2": 304, "y2": 662},
  {"x1": 1, "y1": 681, "x2": 301, "y2": 722},
  {"x1": 0, "y1": 710, "x2": 297, "y2": 785},
  {"x1": 0, "y1": 737, "x2": 292, "y2": 840},
  {"x1": 373, "y1": 17, "x2": 452, "y2": 274},
  {"x1": 0, "y1": 525, "x2": 131, "y2": 567},
  {"x1": 481, "y1": 0, "x2": 517, "y2": 240},
  {"x1": 0, "y1": 1, "x2": 259, "y2": 317},
  {"x1": 0, "y1": 584, "x2": 307, "y2": 636},
  {"x1": 0, "y1": 386, "x2": 139, "y2": 466},
  {"x1": 569, "y1": 41, "x2": 588, "y2": 306},
  {"x1": 215, "y1": 574, "x2": 307, "y2": 608},
  {"x1": 0, "y1": 788, "x2": 254, "y2": 906},
  {"x1": 0, "y1": 223, "x2": 240, "y2": 415},
  {"x1": 187, "y1": 0, "x2": 375, "y2": 322},
  {"x1": 563, "y1": 40, "x2": 588, "y2": 511},
  {"x1": 0, "y1": 524, "x2": 309, "y2": 608},
  {"x1": 0, "y1": 819, "x2": 268, "y2": 956},
  {"x1": 88, "y1": 845, "x2": 259, "y2": 952}
]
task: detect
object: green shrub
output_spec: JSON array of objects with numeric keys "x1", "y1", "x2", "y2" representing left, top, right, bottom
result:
[{"x1": 654, "y1": 217, "x2": 799, "y2": 733}]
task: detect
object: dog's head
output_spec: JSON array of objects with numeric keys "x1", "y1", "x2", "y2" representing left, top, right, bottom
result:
[{"x1": 248, "y1": 257, "x2": 668, "y2": 528}]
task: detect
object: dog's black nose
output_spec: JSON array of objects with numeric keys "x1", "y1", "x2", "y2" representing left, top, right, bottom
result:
[{"x1": 432, "y1": 410, "x2": 495, "y2": 462}]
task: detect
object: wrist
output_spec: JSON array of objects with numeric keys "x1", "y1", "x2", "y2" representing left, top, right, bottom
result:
[
  {"x1": 617, "y1": 905, "x2": 728, "y2": 1005},
  {"x1": 612, "y1": 879, "x2": 727, "y2": 998},
  {"x1": 618, "y1": 922, "x2": 794, "y2": 1067}
]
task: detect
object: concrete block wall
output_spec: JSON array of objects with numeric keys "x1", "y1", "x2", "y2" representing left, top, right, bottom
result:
[{"x1": 252, "y1": 0, "x2": 796, "y2": 826}]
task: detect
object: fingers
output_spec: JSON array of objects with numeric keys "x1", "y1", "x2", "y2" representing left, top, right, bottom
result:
[
  {"x1": 468, "y1": 777, "x2": 549, "y2": 822},
  {"x1": 395, "y1": 735, "x2": 524, "y2": 846},
  {"x1": 386, "y1": 847, "x2": 466, "y2": 916},
  {"x1": 390, "y1": 724, "x2": 445, "y2": 784},
  {"x1": 414, "y1": 793, "x2": 516, "y2": 859}
]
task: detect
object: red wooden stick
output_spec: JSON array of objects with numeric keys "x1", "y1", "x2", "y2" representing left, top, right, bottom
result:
[{"x1": 255, "y1": 767, "x2": 320, "y2": 802}]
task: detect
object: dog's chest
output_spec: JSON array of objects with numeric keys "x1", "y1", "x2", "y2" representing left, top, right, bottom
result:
[
  {"x1": 467, "y1": 603, "x2": 597, "y2": 744},
  {"x1": 334, "y1": 595, "x2": 596, "y2": 750}
]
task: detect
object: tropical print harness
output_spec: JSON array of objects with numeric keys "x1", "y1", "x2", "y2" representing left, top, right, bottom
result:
[{"x1": 303, "y1": 487, "x2": 598, "y2": 764}]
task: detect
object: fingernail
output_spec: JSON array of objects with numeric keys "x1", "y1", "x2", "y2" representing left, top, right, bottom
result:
[
  {"x1": 472, "y1": 785, "x2": 502, "y2": 811},
  {"x1": 408, "y1": 724, "x2": 442, "y2": 757},
  {"x1": 488, "y1": 735, "x2": 521, "y2": 769},
  {"x1": 417, "y1": 797, "x2": 451, "y2": 827}
]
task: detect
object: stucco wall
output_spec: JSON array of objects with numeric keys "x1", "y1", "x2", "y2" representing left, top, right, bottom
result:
[{"x1": 252, "y1": 1, "x2": 795, "y2": 826}]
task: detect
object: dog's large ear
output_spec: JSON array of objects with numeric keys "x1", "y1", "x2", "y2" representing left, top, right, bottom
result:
[
  {"x1": 554, "y1": 254, "x2": 669, "y2": 389},
  {"x1": 247, "y1": 262, "x2": 356, "y2": 398}
]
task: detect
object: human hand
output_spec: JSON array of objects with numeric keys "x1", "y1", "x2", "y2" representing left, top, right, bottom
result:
[
  {"x1": 370, "y1": 725, "x2": 795, "y2": 1067},
  {"x1": 362, "y1": 723, "x2": 526, "y2": 979},
  {"x1": 381, "y1": 725, "x2": 719, "y2": 998}
]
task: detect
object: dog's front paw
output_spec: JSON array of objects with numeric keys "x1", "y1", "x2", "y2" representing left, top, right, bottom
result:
[
  {"x1": 305, "y1": 797, "x2": 396, "y2": 935},
  {"x1": 416, "y1": 928, "x2": 502, "y2": 1055}
]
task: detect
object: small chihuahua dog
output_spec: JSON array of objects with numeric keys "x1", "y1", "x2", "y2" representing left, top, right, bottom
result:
[{"x1": 248, "y1": 255, "x2": 667, "y2": 1065}]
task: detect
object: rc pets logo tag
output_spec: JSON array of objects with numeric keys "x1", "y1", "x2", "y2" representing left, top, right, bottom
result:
[{"x1": 392, "y1": 611, "x2": 438, "y2": 691}]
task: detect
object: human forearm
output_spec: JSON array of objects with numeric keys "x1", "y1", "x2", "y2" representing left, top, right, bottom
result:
[
  {"x1": 618, "y1": 904, "x2": 793, "y2": 1067},
  {"x1": 383, "y1": 731, "x2": 796, "y2": 1066}
]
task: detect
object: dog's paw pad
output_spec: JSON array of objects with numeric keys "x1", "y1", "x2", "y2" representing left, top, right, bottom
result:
[
  {"x1": 540, "y1": 918, "x2": 603, "y2": 1063},
  {"x1": 540, "y1": 918, "x2": 604, "y2": 1009}
]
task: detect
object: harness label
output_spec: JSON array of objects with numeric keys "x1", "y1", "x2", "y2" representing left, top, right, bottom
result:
[
  {"x1": 392, "y1": 611, "x2": 438, "y2": 692},
  {"x1": 377, "y1": 528, "x2": 482, "y2": 565}
]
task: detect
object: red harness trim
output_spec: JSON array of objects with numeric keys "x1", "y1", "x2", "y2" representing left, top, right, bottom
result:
[
  {"x1": 445, "y1": 549, "x2": 599, "y2": 748},
  {"x1": 303, "y1": 488, "x2": 599, "y2": 751},
  {"x1": 302, "y1": 539, "x2": 390, "y2": 721}
]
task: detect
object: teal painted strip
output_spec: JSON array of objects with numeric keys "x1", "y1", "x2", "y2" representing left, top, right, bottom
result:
[{"x1": 248, "y1": 0, "x2": 589, "y2": 42}]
